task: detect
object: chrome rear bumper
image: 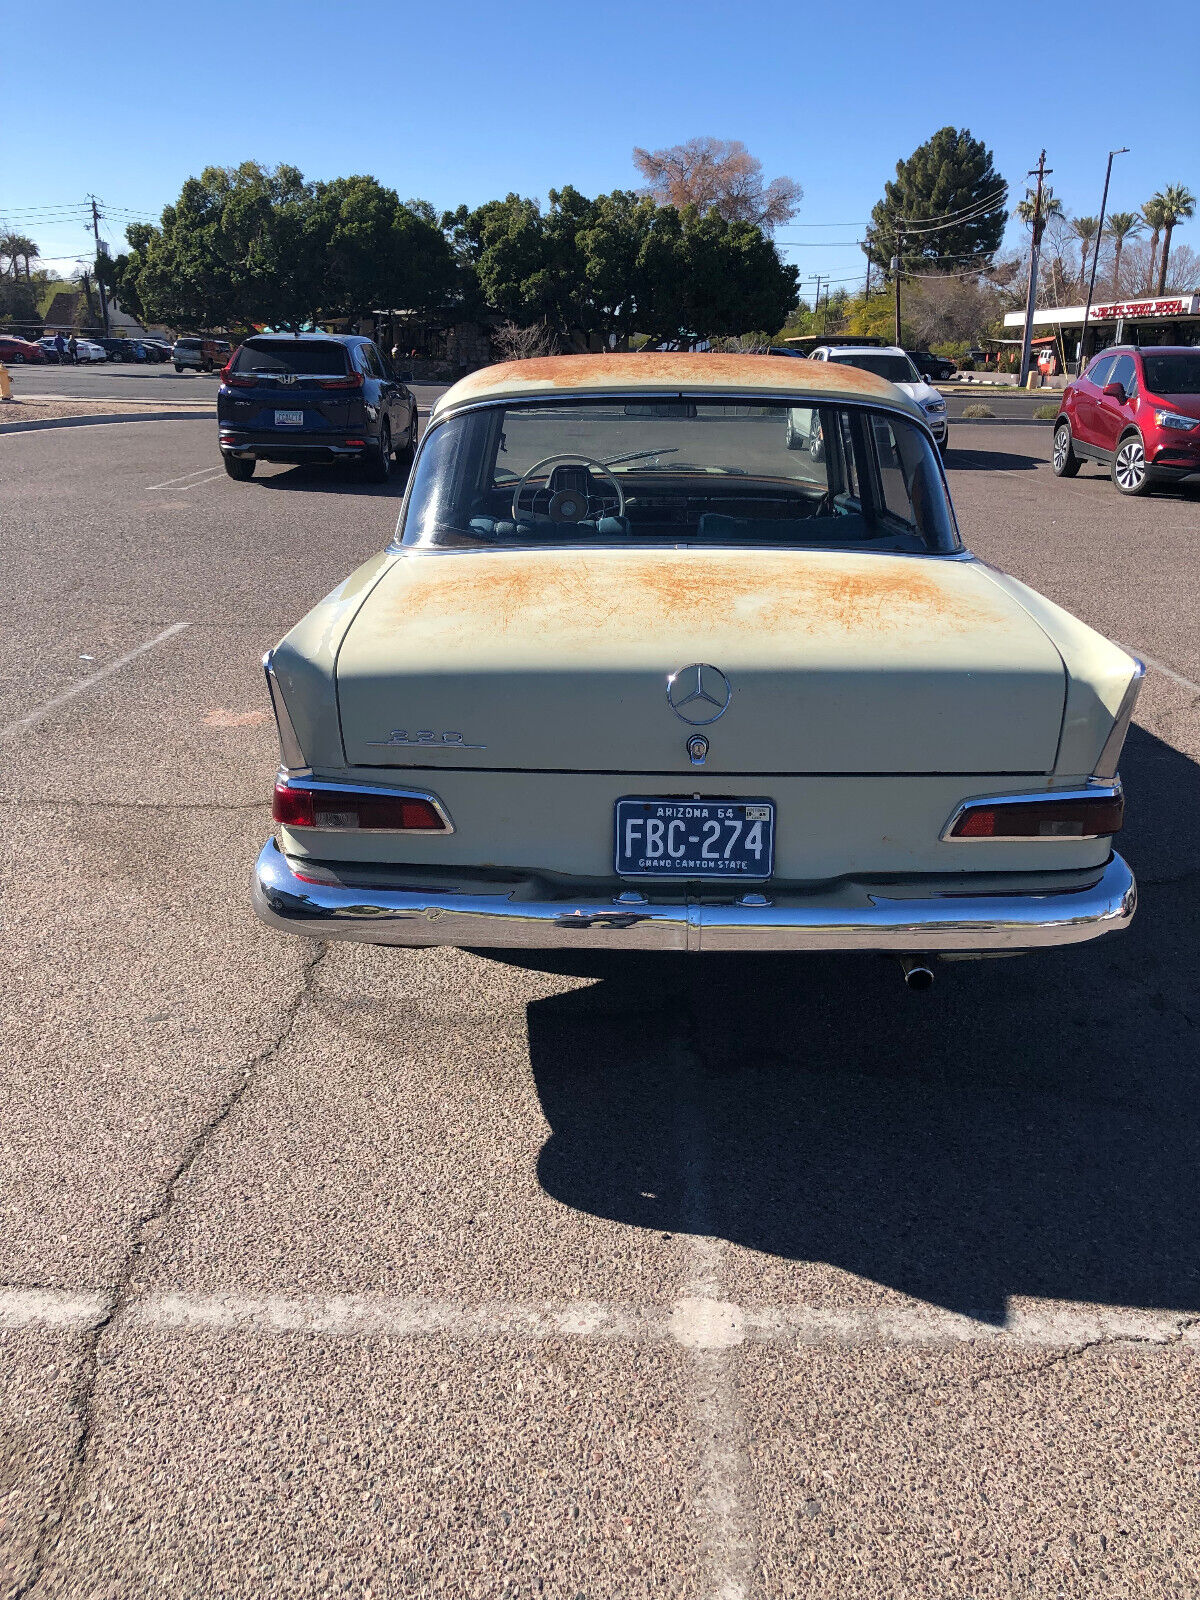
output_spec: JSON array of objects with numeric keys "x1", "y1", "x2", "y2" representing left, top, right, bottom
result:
[{"x1": 251, "y1": 839, "x2": 1136, "y2": 954}]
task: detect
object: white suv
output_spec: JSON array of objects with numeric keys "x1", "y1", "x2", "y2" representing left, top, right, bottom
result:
[{"x1": 803, "y1": 344, "x2": 948, "y2": 451}]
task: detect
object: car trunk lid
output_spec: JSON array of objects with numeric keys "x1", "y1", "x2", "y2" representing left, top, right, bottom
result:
[{"x1": 336, "y1": 548, "x2": 1066, "y2": 774}]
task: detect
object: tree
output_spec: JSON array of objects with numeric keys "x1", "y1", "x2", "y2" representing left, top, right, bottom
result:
[
  {"x1": 1155, "y1": 184, "x2": 1196, "y2": 294},
  {"x1": 1141, "y1": 195, "x2": 1169, "y2": 291},
  {"x1": 1, "y1": 232, "x2": 38, "y2": 279},
  {"x1": 1103, "y1": 212, "x2": 1142, "y2": 295},
  {"x1": 1014, "y1": 185, "x2": 1062, "y2": 241},
  {"x1": 866, "y1": 127, "x2": 1007, "y2": 274},
  {"x1": 1070, "y1": 215, "x2": 1099, "y2": 285},
  {"x1": 631, "y1": 138, "x2": 802, "y2": 232}
]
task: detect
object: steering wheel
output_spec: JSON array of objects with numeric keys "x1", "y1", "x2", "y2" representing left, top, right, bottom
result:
[{"x1": 511, "y1": 454, "x2": 626, "y2": 526}]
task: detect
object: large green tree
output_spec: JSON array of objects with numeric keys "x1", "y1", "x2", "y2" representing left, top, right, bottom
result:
[
  {"x1": 865, "y1": 128, "x2": 1007, "y2": 275},
  {"x1": 446, "y1": 186, "x2": 797, "y2": 348},
  {"x1": 105, "y1": 162, "x2": 456, "y2": 330}
]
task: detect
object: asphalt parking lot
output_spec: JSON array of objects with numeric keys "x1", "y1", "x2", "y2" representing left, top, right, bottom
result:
[{"x1": 1, "y1": 417, "x2": 1199, "y2": 1598}]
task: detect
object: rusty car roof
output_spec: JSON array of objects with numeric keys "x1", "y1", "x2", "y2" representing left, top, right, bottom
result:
[{"x1": 431, "y1": 352, "x2": 927, "y2": 419}]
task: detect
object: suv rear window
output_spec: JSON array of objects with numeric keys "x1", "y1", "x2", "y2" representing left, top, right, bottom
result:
[
  {"x1": 232, "y1": 340, "x2": 349, "y2": 377},
  {"x1": 175, "y1": 338, "x2": 201, "y2": 351},
  {"x1": 829, "y1": 352, "x2": 917, "y2": 384}
]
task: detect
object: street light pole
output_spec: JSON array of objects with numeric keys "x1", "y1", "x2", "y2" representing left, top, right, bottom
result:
[{"x1": 1079, "y1": 147, "x2": 1129, "y2": 371}]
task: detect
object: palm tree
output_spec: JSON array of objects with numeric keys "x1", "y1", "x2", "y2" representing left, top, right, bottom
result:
[
  {"x1": 1142, "y1": 195, "x2": 1169, "y2": 291},
  {"x1": 0, "y1": 231, "x2": 22, "y2": 278},
  {"x1": 1015, "y1": 186, "x2": 1063, "y2": 245},
  {"x1": 1103, "y1": 212, "x2": 1142, "y2": 296},
  {"x1": 1070, "y1": 215, "x2": 1100, "y2": 285},
  {"x1": 0, "y1": 233, "x2": 38, "y2": 280},
  {"x1": 1156, "y1": 183, "x2": 1197, "y2": 294}
]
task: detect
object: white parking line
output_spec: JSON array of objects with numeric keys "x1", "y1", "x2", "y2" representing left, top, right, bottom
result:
[
  {"x1": 143, "y1": 466, "x2": 223, "y2": 492},
  {"x1": 0, "y1": 622, "x2": 191, "y2": 742},
  {"x1": 1, "y1": 1286, "x2": 1196, "y2": 1348},
  {"x1": 1125, "y1": 646, "x2": 1200, "y2": 698}
]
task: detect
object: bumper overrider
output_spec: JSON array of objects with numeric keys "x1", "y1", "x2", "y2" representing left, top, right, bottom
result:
[{"x1": 251, "y1": 838, "x2": 1136, "y2": 954}]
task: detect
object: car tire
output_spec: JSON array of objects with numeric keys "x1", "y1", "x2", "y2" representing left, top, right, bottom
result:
[
  {"x1": 1112, "y1": 432, "x2": 1151, "y2": 496},
  {"x1": 223, "y1": 454, "x2": 255, "y2": 481},
  {"x1": 785, "y1": 415, "x2": 803, "y2": 451},
  {"x1": 364, "y1": 420, "x2": 392, "y2": 483},
  {"x1": 396, "y1": 407, "x2": 417, "y2": 464},
  {"x1": 1051, "y1": 421, "x2": 1082, "y2": 478},
  {"x1": 174, "y1": 365, "x2": 183, "y2": 373}
]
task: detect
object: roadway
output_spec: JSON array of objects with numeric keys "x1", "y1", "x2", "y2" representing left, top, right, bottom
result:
[{"x1": 1, "y1": 417, "x2": 1197, "y2": 1598}]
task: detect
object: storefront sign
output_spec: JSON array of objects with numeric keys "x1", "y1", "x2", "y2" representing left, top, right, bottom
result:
[{"x1": 1091, "y1": 296, "x2": 1198, "y2": 321}]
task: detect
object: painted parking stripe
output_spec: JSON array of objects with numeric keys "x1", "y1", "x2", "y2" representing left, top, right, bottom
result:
[
  {"x1": 1123, "y1": 645, "x2": 1200, "y2": 697},
  {"x1": 2, "y1": 1286, "x2": 1195, "y2": 1350},
  {"x1": 0, "y1": 622, "x2": 190, "y2": 742},
  {"x1": 143, "y1": 466, "x2": 223, "y2": 491}
]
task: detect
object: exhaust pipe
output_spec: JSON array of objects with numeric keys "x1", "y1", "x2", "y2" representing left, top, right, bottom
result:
[{"x1": 898, "y1": 955, "x2": 935, "y2": 992}]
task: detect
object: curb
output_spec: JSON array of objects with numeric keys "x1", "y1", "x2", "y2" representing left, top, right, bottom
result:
[{"x1": 0, "y1": 409, "x2": 215, "y2": 435}]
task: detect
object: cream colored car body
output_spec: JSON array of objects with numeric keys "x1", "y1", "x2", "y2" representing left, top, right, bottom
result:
[{"x1": 254, "y1": 354, "x2": 1140, "y2": 956}]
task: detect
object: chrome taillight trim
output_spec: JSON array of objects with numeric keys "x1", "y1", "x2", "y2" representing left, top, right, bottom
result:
[
  {"x1": 1093, "y1": 659, "x2": 1145, "y2": 781},
  {"x1": 941, "y1": 782, "x2": 1123, "y2": 843},
  {"x1": 262, "y1": 650, "x2": 306, "y2": 771},
  {"x1": 276, "y1": 774, "x2": 456, "y2": 835}
]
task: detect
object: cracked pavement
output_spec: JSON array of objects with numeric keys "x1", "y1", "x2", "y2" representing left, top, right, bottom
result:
[{"x1": 1, "y1": 418, "x2": 1198, "y2": 1598}]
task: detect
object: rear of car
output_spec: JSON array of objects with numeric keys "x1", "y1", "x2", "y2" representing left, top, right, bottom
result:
[
  {"x1": 0, "y1": 335, "x2": 44, "y2": 364},
  {"x1": 217, "y1": 335, "x2": 385, "y2": 479},
  {"x1": 173, "y1": 337, "x2": 207, "y2": 371},
  {"x1": 1053, "y1": 346, "x2": 1200, "y2": 495},
  {"x1": 252, "y1": 362, "x2": 1138, "y2": 960}
]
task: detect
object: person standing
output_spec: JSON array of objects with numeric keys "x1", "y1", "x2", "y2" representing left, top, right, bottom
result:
[
  {"x1": 67, "y1": 335, "x2": 78, "y2": 365},
  {"x1": 54, "y1": 331, "x2": 67, "y2": 365}
]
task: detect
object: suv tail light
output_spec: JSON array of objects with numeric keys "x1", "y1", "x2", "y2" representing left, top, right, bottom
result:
[
  {"x1": 273, "y1": 781, "x2": 450, "y2": 832},
  {"x1": 318, "y1": 370, "x2": 364, "y2": 390},
  {"x1": 947, "y1": 788, "x2": 1123, "y2": 840},
  {"x1": 223, "y1": 364, "x2": 256, "y2": 387}
]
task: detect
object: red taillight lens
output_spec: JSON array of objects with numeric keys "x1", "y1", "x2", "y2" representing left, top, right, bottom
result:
[
  {"x1": 318, "y1": 370, "x2": 364, "y2": 390},
  {"x1": 272, "y1": 782, "x2": 446, "y2": 831},
  {"x1": 950, "y1": 793, "x2": 1124, "y2": 839},
  {"x1": 223, "y1": 366, "x2": 256, "y2": 387}
]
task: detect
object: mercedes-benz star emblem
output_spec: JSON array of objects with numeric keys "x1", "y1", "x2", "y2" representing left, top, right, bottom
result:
[{"x1": 666, "y1": 663, "x2": 732, "y2": 725}]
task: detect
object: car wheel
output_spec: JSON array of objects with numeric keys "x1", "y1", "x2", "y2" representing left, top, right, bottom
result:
[
  {"x1": 1052, "y1": 421, "x2": 1081, "y2": 477},
  {"x1": 785, "y1": 415, "x2": 803, "y2": 450},
  {"x1": 223, "y1": 454, "x2": 255, "y2": 481},
  {"x1": 364, "y1": 420, "x2": 392, "y2": 482},
  {"x1": 396, "y1": 407, "x2": 417, "y2": 464},
  {"x1": 1112, "y1": 433, "x2": 1150, "y2": 496},
  {"x1": 174, "y1": 365, "x2": 183, "y2": 373}
]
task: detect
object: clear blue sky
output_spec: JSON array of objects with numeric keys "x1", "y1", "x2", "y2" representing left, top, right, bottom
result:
[{"x1": 5, "y1": 0, "x2": 1197, "y2": 297}]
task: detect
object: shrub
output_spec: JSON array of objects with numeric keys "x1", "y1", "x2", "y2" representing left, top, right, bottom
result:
[
  {"x1": 962, "y1": 403, "x2": 996, "y2": 419},
  {"x1": 1032, "y1": 403, "x2": 1059, "y2": 421}
]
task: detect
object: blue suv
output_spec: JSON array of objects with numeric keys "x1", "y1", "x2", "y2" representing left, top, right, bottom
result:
[{"x1": 217, "y1": 333, "x2": 418, "y2": 483}]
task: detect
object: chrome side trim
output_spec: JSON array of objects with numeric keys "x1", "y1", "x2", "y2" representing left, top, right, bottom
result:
[
  {"x1": 276, "y1": 775, "x2": 455, "y2": 835},
  {"x1": 252, "y1": 841, "x2": 1135, "y2": 954},
  {"x1": 940, "y1": 782, "x2": 1122, "y2": 843},
  {"x1": 1093, "y1": 659, "x2": 1145, "y2": 780},
  {"x1": 262, "y1": 651, "x2": 306, "y2": 770}
]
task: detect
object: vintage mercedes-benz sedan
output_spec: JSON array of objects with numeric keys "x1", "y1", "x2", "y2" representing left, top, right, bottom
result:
[{"x1": 252, "y1": 354, "x2": 1140, "y2": 976}]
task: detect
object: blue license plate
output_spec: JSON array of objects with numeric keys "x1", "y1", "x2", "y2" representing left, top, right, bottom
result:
[{"x1": 615, "y1": 798, "x2": 775, "y2": 879}]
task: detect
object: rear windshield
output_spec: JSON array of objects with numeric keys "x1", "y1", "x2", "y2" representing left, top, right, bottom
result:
[
  {"x1": 829, "y1": 352, "x2": 917, "y2": 384},
  {"x1": 396, "y1": 398, "x2": 958, "y2": 555},
  {"x1": 231, "y1": 339, "x2": 349, "y2": 377},
  {"x1": 174, "y1": 338, "x2": 201, "y2": 350},
  {"x1": 1142, "y1": 352, "x2": 1200, "y2": 395}
]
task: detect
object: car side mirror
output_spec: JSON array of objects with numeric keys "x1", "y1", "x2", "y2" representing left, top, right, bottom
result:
[
  {"x1": 922, "y1": 372, "x2": 933, "y2": 384},
  {"x1": 1102, "y1": 381, "x2": 1126, "y2": 403}
]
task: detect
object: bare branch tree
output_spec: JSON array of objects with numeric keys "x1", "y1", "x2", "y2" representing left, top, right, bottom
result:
[
  {"x1": 632, "y1": 138, "x2": 802, "y2": 232},
  {"x1": 491, "y1": 321, "x2": 561, "y2": 362}
]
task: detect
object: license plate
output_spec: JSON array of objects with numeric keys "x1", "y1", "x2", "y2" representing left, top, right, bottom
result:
[
  {"x1": 615, "y1": 798, "x2": 775, "y2": 879},
  {"x1": 274, "y1": 409, "x2": 304, "y2": 426}
]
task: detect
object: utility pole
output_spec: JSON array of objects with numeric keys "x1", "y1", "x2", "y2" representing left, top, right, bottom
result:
[
  {"x1": 1080, "y1": 147, "x2": 1129, "y2": 371},
  {"x1": 864, "y1": 256, "x2": 871, "y2": 301},
  {"x1": 812, "y1": 274, "x2": 822, "y2": 337},
  {"x1": 89, "y1": 195, "x2": 111, "y2": 338},
  {"x1": 892, "y1": 229, "x2": 903, "y2": 347},
  {"x1": 1018, "y1": 151, "x2": 1051, "y2": 388}
]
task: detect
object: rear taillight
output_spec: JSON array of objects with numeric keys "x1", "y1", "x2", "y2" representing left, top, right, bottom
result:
[
  {"x1": 947, "y1": 789, "x2": 1123, "y2": 840},
  {"x1": 318, "y1": 370, "x2": 364, "y2": 390},
  {"x1": 223, "y1": 366, "x2": 256, "y2": 387},
  {"x1": 273, "y1": 781, "x2": 449, "y2": 832}
]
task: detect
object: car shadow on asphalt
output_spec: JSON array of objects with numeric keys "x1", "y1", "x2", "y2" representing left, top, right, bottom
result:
[
  {"x1": 507, "y1": 725, "x2": 1200, "y2": 1323},
  {"x1": 945, "y1": 443, "x2": 1043, "y2": 472},
  {"x1": 252, "y1": 460, "x2": 413, "y2": 496}
]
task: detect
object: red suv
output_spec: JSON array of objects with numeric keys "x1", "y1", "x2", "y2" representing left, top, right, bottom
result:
[{"x1": 1053, "y1": 345, "x2": 1200, "y2": 496}]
